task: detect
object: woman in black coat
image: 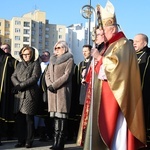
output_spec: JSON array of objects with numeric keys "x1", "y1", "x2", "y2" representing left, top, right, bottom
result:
[{"x1": 11, "y1": 46, "x2": 41, "y2": 148}]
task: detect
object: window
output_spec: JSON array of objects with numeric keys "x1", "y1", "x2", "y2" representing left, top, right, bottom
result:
[
  {"x1": 15, "y1": 43, "x2": 20, "y2": 48},
  {"x1": 32, "y1": 22, "x2": 36, "y2": 27},
  {"x1": 59, "y1": 35, "x2": 62, "y2": 39},
  {"x1": 59, "y1": 28, "x2": 63, "y2": 32},
  {"x1": 5, "y1": 39, "x2": 10, "y2": 43},
  {"x1": 46, "y1": 27, "x2": 49, "y2": 31},
  {"x1": 39, "y1": 22, "x2": 42, "y2": 28},
  {"x1": 24, "y1": 29, "x2": 30, "y2": 34},
  {"x1": 15, "y1": 36, "x2": 20, "y2": 40},
  {"x1": 45, "y1": 35, "x2": 49, "y2": 38},
  {"x1": 32, "y1": 30, "x2": 35, "y2": 36},
  {"x1": 5, "y1": 23, "x2": 10, "y2": 28},
  {"x1": 15, "y1": 21, "x2": 21, "y2": 25},
  {"x1": 15, "y1": 28, "x2": 21, "y2": 33},
  {"x1": 14, "y1": 51, "x2": 20, "y2": 56},
  {"x1": 5, "y1": 31, "x2": 10, "y2": 35},
  {"x1": 24, "y1": 22, "x2": 30, "y2": 27},
  {"x1": 45, "y1": 41, "x2": 49, "y2": 46},
  {"x1": 23, "y1": 37, "x2": 29, "y2": 42}
]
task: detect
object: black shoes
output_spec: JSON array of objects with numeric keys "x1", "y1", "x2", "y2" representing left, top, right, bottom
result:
[
  {"x1": 49, "y1": 145, "x2": 54, "y2": 149},
  {"x1": 15, "y1": 142, "x2": 32, "y2": 148},
  {"x1": 14, "y1": 143, "x2": 25, "y2": 148},
  {"x1": 25, "y1": 143, "x2": 32, "y2": 148}
]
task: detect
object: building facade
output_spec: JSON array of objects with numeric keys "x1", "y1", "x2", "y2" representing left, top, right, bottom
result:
[{"x1": 0, "y1": 10, "x2": 94, "y2": 64}]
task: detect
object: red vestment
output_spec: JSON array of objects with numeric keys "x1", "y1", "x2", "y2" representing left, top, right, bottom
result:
[{"x1": 77, "y1": 32, "x2": 146, "y2": 150}]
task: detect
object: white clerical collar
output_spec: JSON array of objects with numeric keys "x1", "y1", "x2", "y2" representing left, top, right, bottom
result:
[{"x1": 85, "y1": 58, "x2": 90, "y2": 62}]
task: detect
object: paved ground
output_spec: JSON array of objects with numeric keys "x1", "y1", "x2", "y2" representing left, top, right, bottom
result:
[{"x1": 0, "y1": 139, "x2": 82, "y2": 150}]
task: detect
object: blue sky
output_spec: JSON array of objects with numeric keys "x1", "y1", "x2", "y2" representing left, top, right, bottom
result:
[{"x1": 1, "y1": 0, "x2": 150, "y2": 40}]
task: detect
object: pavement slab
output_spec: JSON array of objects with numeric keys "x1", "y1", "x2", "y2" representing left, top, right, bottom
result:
[{"x1": 0, "y1": 139, "x2": 82, "y2": 150}]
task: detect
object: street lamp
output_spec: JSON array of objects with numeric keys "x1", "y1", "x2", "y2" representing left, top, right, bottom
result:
[
  {"x1": 88, "y1": 0, "x2": 91, "y2": 45},
  {"x1": 80, "y1": 3, "x2": 97, "y2": 150},
  {"x1": 80, "y1": 4, "x2": 96, "y2": 47}
]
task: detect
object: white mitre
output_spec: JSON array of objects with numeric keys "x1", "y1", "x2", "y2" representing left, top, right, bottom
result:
[{"x1": 96, "y1": 0, "x2": 117, "y2": 27}]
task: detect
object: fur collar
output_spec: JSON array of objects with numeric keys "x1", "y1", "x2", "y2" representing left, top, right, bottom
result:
[{"x1": 50, "y1": 52, "x2": 73, "y2": 65}]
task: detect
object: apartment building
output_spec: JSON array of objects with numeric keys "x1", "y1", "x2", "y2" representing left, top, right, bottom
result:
[
  {"x1": 0, "y1": 10, "x2": 94, "y2": 64},
  {"x1": 0, "y1": 19, "x2": 11, "y2": 45},
  {"x1": 66, "y1": 23, "x2": 89, "y2": 64},
  {"x1": 0, "y1": 10, "x2": 66, "y2": 60}
]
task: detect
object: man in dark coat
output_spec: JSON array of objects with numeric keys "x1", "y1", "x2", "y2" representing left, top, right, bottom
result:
[
  {"x1": 133, "y1": 33, "x2": 150, "y2": 147},
  {"x1": 78, "y1": 45, "x2": 92, "y2": 106},
  {"x1": 76, "y1": 44, "x2": 92, "y2": 127},
  {"x1": 0, "y1": 48, "x2": 18, "y2": 145}
]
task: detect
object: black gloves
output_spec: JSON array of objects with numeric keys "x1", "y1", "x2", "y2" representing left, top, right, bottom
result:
[
  {"x1": 12, "y1": 85, "x2": 22, "y2": 94},
  {"x1": 48, "y1": 85, "x2": 55, "y2": 93}
]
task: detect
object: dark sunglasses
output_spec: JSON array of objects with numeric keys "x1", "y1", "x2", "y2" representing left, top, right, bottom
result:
[{"x1": 55, "y1": 47, "x2": 62, "y2": 50}]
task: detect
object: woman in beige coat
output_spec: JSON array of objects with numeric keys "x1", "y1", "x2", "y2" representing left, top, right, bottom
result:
[{"x1": 45, "y1": 40, "x2": 74, "y2": 150}]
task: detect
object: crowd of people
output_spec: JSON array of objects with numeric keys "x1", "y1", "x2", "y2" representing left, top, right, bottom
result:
[{"x1": 0, "y1": 1, "x2": 150, "y2": 150}]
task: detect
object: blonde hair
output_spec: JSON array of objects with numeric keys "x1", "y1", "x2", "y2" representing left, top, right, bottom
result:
[
  {"x1": 22, "y1": 46, "x2": 31, "y2": 54},
  {"x1": 54, "y1": 40, "x2": 71, "y2": 53}
]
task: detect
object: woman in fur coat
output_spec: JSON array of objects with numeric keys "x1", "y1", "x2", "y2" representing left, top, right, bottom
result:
[{"x1": 45, "y1": 40, "x2": 74, "y2": 150}]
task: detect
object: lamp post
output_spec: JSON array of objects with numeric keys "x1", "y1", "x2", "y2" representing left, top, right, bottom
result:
[
  {"x1": 88, "y1": 0, "x2": 91, "y2": 45},
  {"x1": 81, "y1": 4, "x2": 96, "y2": 47},
  {"x1": 81, "y1": 3, "x2": 97, "y2": 150}
]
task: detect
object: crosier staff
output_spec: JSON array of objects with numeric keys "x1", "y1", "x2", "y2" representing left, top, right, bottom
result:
[{"x1": 81, "y1": 4, "x2": 102, "y2": 150}]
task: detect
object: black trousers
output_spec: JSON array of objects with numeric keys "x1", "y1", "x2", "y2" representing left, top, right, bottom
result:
[{"x1": 15, "y1": 112, "x2": 34, "y2": 144}]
